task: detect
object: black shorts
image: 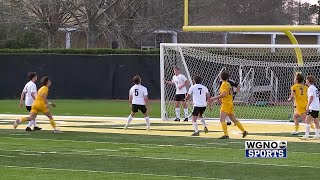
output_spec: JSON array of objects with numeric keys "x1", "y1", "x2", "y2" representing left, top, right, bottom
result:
[
  {"x1": 192, "y1": 107, "x2": 206, "y2": 116},
  {"x1": 132, "y1": 104, "x2": 147, "y2": 114},
  {"x1": 307, "y1": 110, "x2": 319, "y2": 118},
  {"x1": 26, "y1": 106, "x2": 31, "y2": 112},
  {"x1": 174, "y1": 94, "x2": 186, "y2": 102}
]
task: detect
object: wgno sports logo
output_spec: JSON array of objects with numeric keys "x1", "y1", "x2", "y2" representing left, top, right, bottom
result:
[{"x1": 245, "y1": 141, "x2": 287, "y2": 158}]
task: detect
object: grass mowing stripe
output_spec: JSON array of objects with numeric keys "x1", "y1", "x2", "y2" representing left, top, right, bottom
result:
[
  {"x1": 0, "y1": 136, "x2": 240, "y2": 151},
  {"x1": 0, "y1": 165, "x2": 229, "y2": 180},
  {"x1": 0, "y1": 148, "x2": 319, "y2": 169}
]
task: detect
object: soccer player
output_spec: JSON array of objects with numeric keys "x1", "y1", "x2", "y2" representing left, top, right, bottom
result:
[
  {"x1": 301, "y1": 75, "x2": 320, "y2": 140},
  {"x1": 19, "y1": 72, "x2": 42, "y2": 131},
  {"x1": 218, "y1": 78, "x2": 240, "y2": 126},
  {"x1": 164, "y1": 67, "x2": 189, "y2": 121},
  {"x1": 14, "y1": 76, "x2": 59, "y2": 133},
  {"x1": 211, "y1": 71, "x2": 248, "y2": 139},
  {"x1": 124, "y1": 75, "x2": 150, "y2": 130},
  {"x1": 185, "y1": 76, "x2": 211, "y2": 136},
  {"x1": 288, "y1": 72, "x2": 308, "y2": 135}
]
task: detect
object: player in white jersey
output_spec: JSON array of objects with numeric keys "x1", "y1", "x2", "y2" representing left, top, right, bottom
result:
[
  {"x1": 301, "y1": 75, "x2": 320, "y2": 140},
  {"x1": 185, "y1": 76, "x2": 211, "y2": 136},
  {"x1": 19, "y1": 72, "x2": 42, "y2": 131},
  {"x1": 165, "y1": 67, "x2": 189, "y2": 121},
  {"x1": 124, "y1": 75, "x2": 150, "y2": 130}
]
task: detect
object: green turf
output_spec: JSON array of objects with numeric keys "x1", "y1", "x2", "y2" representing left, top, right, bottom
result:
[
  {"x1": 0, "y1": 129, "x2": 318, "y2": 180},
  {"x1": 0, "y1": 100, "x2": 293, "y2": 120}
]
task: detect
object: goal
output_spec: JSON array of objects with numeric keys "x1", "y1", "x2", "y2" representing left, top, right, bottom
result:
[{"x1": 160, "y1": 43, "x2": 320, "y2": 121}]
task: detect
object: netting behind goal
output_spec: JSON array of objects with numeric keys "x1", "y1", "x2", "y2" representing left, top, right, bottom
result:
[{"x1": 160, "y1": 44, "x2": 320, "y2": 121}]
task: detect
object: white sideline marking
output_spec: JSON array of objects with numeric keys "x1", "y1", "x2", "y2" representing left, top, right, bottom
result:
[
  {"x1": 9, "y1": 134, "x2": 31, "y2": 136},
  {"x1": 0, "y1": 114, "x2": 294, "y2": 125},
  {"x1": 0, "y1": 148, "x2": 318, "y2": 169},
  {"x1": 0, "y1": 165, "x2": 228, "y2": 180},
  {"x1": 0, "y1": 155, "x2": 15, "y2": 158},
  {"x1": 206, "y1": 143, "x2": 228, "y2": 146},
  {"x1": 120, "y1": 148, "x2": 140, "y2": 150},
  {"x1": 95, "y1": 149, "x2": 118, "y2": 152},
  {"x1": 19, "y1": 153, "x2": 41, "y2": 156},
  {"x1": 70, "y1": 150, "x2": 92, "y2": 153}
]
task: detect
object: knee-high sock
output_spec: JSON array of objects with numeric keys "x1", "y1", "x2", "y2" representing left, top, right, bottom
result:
[
  {"x1": 315, "y1": 128, "x2": 320, "y2": 138},
  {"x1": 305, "y1": 124, "x2": 311, "y2": 137},
  {"x1": 192, "y1": 122, "x2": 199, "y2": 133},
  {"x1": 49, "y1": 118, "x2": 56, "y2": 129},
  {"x1": 33, "y1": 120, "x2": 37, "y2": 127},
  {"x1": 184, "y1": 109, "x2": 188, "y2": 118},
  {"x1": 145, "y1": 116, "x2": 150, "y2": 128},
  {"x1": 221, "y1": 122, "x2": 228, "y2": 136},
  {"x1": 175, "y1": 108, "x2": 181, "y2": 119},
  {"x1": 235, "y1": 121, "x2": 245, "y2": 133},
  {"x1": 311, "y1": 123, "x2": 315, "y2": 129},
  {"x1": 20, "y1": 117, "x2": 28, "y2": 123},
  {"x1": 27, "y1": 120, "x2": 33, "y2": 128},
  {"x1": 294, "y1": 125, "x2": 299, "y2": 132},
  {"x1": 200, "y1": 118, "x2": 206, "y2": 127},
  {"x1": 126, "y1": 115, "x2": 133, "y2": 127}
]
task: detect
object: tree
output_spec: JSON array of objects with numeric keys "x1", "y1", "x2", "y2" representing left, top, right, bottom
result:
[{"x1": 22, "y1": 0, "x2": 73, "y2": 48}]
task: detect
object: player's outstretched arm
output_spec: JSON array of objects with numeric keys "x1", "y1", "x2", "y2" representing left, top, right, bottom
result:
[
  {"x1": 288, "y1": 91, "x2": 295, "y2": 101},
  {"x1": 164, "y1": 79, "x2": 174, "y2": 85},
  {"x1": 19, "y1": 91, "x2": 26, "y2": 108},
  {"x1": 210, "y1": 92, "x2": 227, "y2": 102}
]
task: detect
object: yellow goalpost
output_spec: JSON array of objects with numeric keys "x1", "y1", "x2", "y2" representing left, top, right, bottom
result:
[{"x1": 182, "y1": 0, "x2": 320, "y2": 65}]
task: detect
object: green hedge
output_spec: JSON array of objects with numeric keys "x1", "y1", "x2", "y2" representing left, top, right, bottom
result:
[{"x1": 0, "y1": 48, "x2": 160, "y2": 55}]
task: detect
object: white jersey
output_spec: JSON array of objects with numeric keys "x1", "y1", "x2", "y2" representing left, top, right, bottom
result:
[
  {"x1": 172, "y1": 74, "x2": 188, "y2": 95},
  {"x1": 129, "y1": 84, "x2": 148, "y2": 105},
  {"x1": 188, "y1": 84, "x2": 209, "y2": 107},
  {"x1": 22, "y1": 81, "x2": 37, "y2": 106},
  {"x1": 307, "y1": 85, "x2": 320, "y2": 111}
]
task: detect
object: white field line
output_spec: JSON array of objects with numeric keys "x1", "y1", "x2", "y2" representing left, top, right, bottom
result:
[
  {"x1": 0, "y1": 114, "x2": 294, "y2": 125},
  {"x1": 19, "y1": 153, "x2": 41, "y2": 156},
  {"x1": 0, "y1": 154, "x2": 15, "y2": 158},
  {"x1": 0, "y1": 165, "x2": 229, "y2": 180},
  {"x1": 0, "y1": 148, "x2": 318, "y2": 169}
]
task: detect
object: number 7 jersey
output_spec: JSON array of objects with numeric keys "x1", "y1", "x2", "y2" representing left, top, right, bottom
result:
[
  {"x1": 188, "y1": 84, "x2": 209, "y2": 107},
  {"x1": 291, "y1": 83, "x2": 308, "y2": 108},
  {"x1": 129, "y1": 84, "x2": 148, "y2": 105}
]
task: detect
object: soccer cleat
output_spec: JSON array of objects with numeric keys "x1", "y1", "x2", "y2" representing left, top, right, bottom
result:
[
  {"x1": 146, "y1": 127, "x2": 150, "y2": 131},
  {"x1": 242, "y1": 131, "x2": 249, "y2": 138},
  {"x1": 123, "y1": 126, "x2": 128, "y2": 130},
  {"x1": 174, "y1": 118, "x2": 180, "y2": 122},
  {"x1": 183, "y1": 118, "x2": 188, "y2": 122},
  {"x1": 25, "y1": 127, "x2": 32, "y2": 132},
  {"x1": 291, "y1": 131, "x2": 299, "y2": 135},
  {"x1": 13, "y1": 119, "x2": 19, "y2": 129},
  {"x1": 300, "y1": 135, "x2": 309, "y2": 140},
  {"x1": 33, "y1": 127, "x2": 42, "y2": 131},
  {"x1": 218, "y1": 135, "x2": 229, "y2": 139},
  {"x1": 53, "y1": 129, "x2": 61, "y2": 133},
  {"x1": 204, "y1": 127, "x2": 209, "y2": 133},
  {"x1": 226, "y1": 122, "x2": 232, "y2": 126},
  {"x1": 191, "y1": 132, "x2": 200, "y2": 136}
]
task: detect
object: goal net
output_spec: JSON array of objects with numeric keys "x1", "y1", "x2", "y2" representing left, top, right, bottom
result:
[{"x1": 160, "y1": 44, "x2": 320, "y2": 121}]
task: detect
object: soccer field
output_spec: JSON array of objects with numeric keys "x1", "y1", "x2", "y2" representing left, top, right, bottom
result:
[
  {"x1": 0, "y1": 116, "x2": 319, "y2": 180},
  {"x1": 0, "y1": 100, "x2": 292, "y2": 120}
]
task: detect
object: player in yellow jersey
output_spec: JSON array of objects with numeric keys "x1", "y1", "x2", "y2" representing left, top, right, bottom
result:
[
  {"x1": 211, "y1": 71, "x2": 248, "y2": 139},
  {"x1": 14, "y1": 76, "x2": 60, "y2": 133},
  {"x1": 288, "y1": 72, "x2": 314, "y2": 135}
]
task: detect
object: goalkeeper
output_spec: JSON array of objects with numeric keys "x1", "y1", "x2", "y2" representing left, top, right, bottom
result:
[{"x1": 218, "y1": 78, "x2": 240, "y2": 125}]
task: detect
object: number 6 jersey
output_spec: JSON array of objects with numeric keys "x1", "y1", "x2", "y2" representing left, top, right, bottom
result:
[{"x1": 129, "y1": 84, "x2": 148, "y2": 105}]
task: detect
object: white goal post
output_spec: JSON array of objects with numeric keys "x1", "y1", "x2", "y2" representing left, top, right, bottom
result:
[{"x1": 160, "y1": 43, "x2": 320, "y2": 121}]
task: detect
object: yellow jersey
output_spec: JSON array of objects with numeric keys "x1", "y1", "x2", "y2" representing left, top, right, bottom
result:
[
  {"x1": 291, "y1": 83, "x2": 307, "y2": 108},
  {"x1": 220, "y1": 81, "x2": 233, "y2": 104},
  {"x1": 34, "y1": 86, "x2": 49, "y2": 103}
]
